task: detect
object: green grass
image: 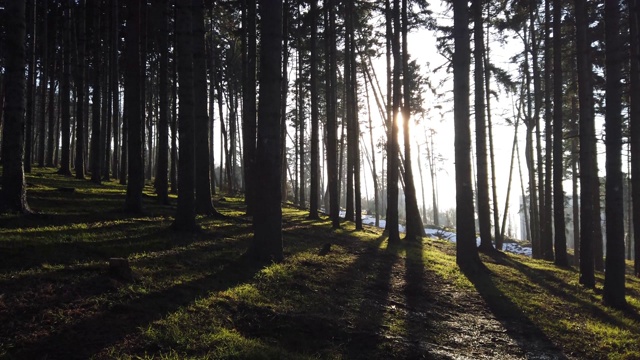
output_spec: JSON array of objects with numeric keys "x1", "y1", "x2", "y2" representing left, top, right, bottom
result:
[{"x1": 0, "y1": 168, "x2": 639, "y2": 359}]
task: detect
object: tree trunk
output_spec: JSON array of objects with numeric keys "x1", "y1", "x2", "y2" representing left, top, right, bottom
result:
[
  {"x1": 453, "y1": 0, "x2": 482, "y2": 271},
  {"x1": 603, "y1": 0, "x2": 627, "y2": 309},
  {"x1": 38, "y1": 0, "x2": 48, "y2": 168},
  {"x1": 45, "y1": 11, "x2": 57, "y2": 168},
  {"x1": 250, "y1": 0, "x2": 284, "y2": 263},
  {"x1": 309, "y1": 0, "x2": 320, "y2": 219},
  {"x1": 402, "y1": 0, "x2": 424, "y2": 240},
  {"x1": 325, "y1": 0, "x2": 340, "y2": 229},
  {"x1": 90, "y1": 0, "x2": 102, "y2": 184},
  {"x1": 193, "y1": 0, "x2": 217, "y2": 215},
  {"x1": 75, "y1": 0, "x2": 86, "y2": 179},
  {"x1": 576, "y1": 0, "x2": 595, "y2": 288},
  {"x1": 242, "y1": 0, "x2": 257, "y2": 214},
  {"x1": 474, "y1": 0, "x2": 493, "y2": 251},
  {"x1": 173, "y1": 0, "x2": 198, "y2": 230},
  {"x1": 385, "y1": 0, "x2": 401, "y2": 242},
  {"x1": 1, "y1": 0, "x2": 31, "y2": 213},
  {"x1": 111, "y1": 0, "x2": 120, "y2": 179},
  {"x1": 280, "y1": 0, "x2": 290, "y2": 202},
  {"x1": 552, "y1": 0, "x2": 568, "y2": 266},
  {"x1": 59, "y1": 0, "x2": 72, "y2": 176},
  {"x1": 629, "y1": 0, "x2": 640, "y2": 277},
  {"x1": 155, "y1": 0, "x2": 169, "y2": 204},
  {"x1": 124, "y1": 0, "x2": 144, "y2": 213},
  {"x1": 24, "y1": 0, "x2": 36, "y2": 173}
]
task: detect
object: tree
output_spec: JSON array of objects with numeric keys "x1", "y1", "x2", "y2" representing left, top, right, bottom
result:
[
  {"x1": 58, "y1": 0, "x2": 72, "y2": 176},
  {"x1": 630, "y1": 0, "x2": 640, "y2": 278},
  {"x1": 193, "y1": 0, "x2": 217, "y2": 215},
  {"x1": 173, "y1": 0, "x2": 198, "y2": 231},
  {"x1": 249, "y1": 0, "x2": 284, "y2": 263},
  {"x1": 552, "y1": 0, "x2": 568, "y2": 266},
  {"x1": 155, "y1": 0, "x2": 169, "y2": 205},
  {"x1": 24, "y1": 0, "x2": 36, "y2": 174},
  {"x1": 242, "y1": 0, "x2": 258, "y2": 215},
  {"x1": 75, "y1": 0, "x2": 87, "y2": 180},
  {"x1": 325, "y1": 0, "x2": 340, "y2": 229},
  {"x1": 90, "y1": 0, "x2": 102, "y2": 184},
  {"x1": 541, "y1": 0, "x2": 554, "y2": 261},
  {"x1": 308, "y1": 0, "x2": 320, "y2": 220},
  {"x1": 1, "y1": 0, "x2": 32, "y2": 214},
  {"x1": 474, "y1": 0, "x2": 493, "y2": 252},
  {"x1": 385, "y1": 0, "x2": 401, "y2": 242},
  {"x1": 576, "y1": 0, "x2": 595, "y2": 288},
  {"x1": 602, "y1": 0, "x2": 627, "y2": 309},
  {"x1": 124, "y1": 0, "x2": 144, "y2": 213},
  {"x1": 37, "y1": 0, "x2": 48, "y2": 168},
  {"x1": 401, "y1": 0, "x2": 424, "y2": 240},
  {"x1": 453, "y1": 0, "x2": 482, "y2": 271}
]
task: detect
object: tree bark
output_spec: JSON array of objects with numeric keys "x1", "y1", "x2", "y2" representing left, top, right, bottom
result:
[
  {"x1": 402, "y1": 0, "x2": 424, "y2": 240},
  {"x1": 155, "y1": 0, "x2": 169, "y2": 204},
  {"x1": 1, "y1": 0, "x2": 31, "y2": 213},
  {"x1": 90, "y1": 0, "x2": 102, "y2": 184},
  {"x1": 242, "y1": 0, "x2": 257, "y2": 215},
  {"x1": 629, "y1": 0, "x2": 640, "y2": 277},
  {"x1": 250, "y1": 0, "x2": 284, "y2": 263},
  {"x1": 603, "y1": 0, "x2": 627, "y2": 309},
  {"x1": 309, "y1": 0, "x2": 320, "y2": 219},
  {"x1": 454, "y1": 0, "x2": 482, "y2": 271},
  {"x1": 193, "y1": 0, "x2": 217, "y2": 215},
  {"x1": 59, "y1": 0, "x2": 72, "y2": 176},
  {"x1": 474, "y1": 0, "x2": 493, "y2": 251},
  {"x1": 124, "y1": 0, "x2": 144, "y2": 213},
  {"x1": 75, "y1": 0, "x2": 86, "y2": 179},
  {"x1": 325, "y1": 0, "x2": 340, "y2": 229},
  {"x1": 24, "y1": 0, "x2": 36, "y2": 173},
  {"x1": 576, "y1": 0, "x2": 595, "y2": 288},
  {"x1": 172, "y1": 0, "x2": 198, "y2": 230},
  {"x1": 553, "y1": 0, "x2": 568, "y2": 266}
]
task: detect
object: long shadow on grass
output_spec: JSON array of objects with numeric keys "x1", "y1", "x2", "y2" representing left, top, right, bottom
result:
[
  {"x1": 462, "y1": 264, "x2": 569, "y2": 359},
  {"x1": 9, "y1": 254, "x2": 264, "y2": 360},
  {"x1": 488, "y1": 253, "x2": 640, "y2": 327}
]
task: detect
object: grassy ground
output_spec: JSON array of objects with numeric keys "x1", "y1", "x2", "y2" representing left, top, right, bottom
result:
[{"x1": 1, "y1": 168, "x2": 639, "y2": 359}]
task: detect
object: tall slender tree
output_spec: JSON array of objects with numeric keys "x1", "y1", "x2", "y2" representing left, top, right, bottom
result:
[
  {"x1": 603, "y1": 0, "x2": 627, "y2": 309},
  {"x1": 75, "y1": 0, "x2": 87, "y2": 179},
  {"x1": 402, "y1": 0, "x2": 424, "y2": 240},
  {"x1": 308, "y1": 0, "x2": 320, "y2": 220},
  {"x1": 249, "y1": 0, "x2": 284, "y2": 263},
  {"x1": 453, "y1": 0, "x2": 482, "y2": 271},
  {"x1": 173, "y1": 0, "x2": 198, "y2": 230},
  {"x1": 90, "y1": 0, "x2": 102, "y2": 184},
  {"x1": 242, "y1": 0, "x2": 258, "y2": 215},
  {"x1": 542, "y1": 0, "x2": 554, "y2": 261},
  {"x1": 325, "y1": 0, "x2": 340, "y2": 229},
  {"x1": 386, "y1": 0, "x2": 401, "y2": 242},
  {"x1": 629, "y1": 0, "x2": 640, "y2": 278},
  {"x1": 124, "y1": 0, "x2": 144, "y2": 212},
  {"x1": 1, "y1": 0, "x2": 31, "y2": 214},
  {"x1": 193, "y1": 0, "x2": 217, "y2": 215},
  {"x1": 155, "y1": 0, "x2": 169, "y2": 204},
  {"x1": 24, "y1": 0, "x2": 36, "y2": 173},
  {"x1": 58, "y1": 0, "x2": 72, "y2": 176},
  {"x1": 474, "y1": 0, "x2": 493, "y2": 252},
  {"x1": 576, "y1": 0, "x2": 595, "y2": 288},
  {"x1": 553, "y1": 0, "x2": 568, "y2": 266},
  {"x1": 38, "y1": 0, "x2": 48, "y2": 168}
]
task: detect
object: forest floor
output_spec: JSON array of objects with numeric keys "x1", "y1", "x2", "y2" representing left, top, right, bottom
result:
[{"x1": 1, "y1": 168, "x2": 640, "y2": 359}]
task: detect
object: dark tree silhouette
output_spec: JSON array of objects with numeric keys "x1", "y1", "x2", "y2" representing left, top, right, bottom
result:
[
  {"x1": 603, "y1": 0, "x2": 627, "y2": 309},
  {"x1": 58, "y1": 0, "x2": 72, "y2": 176},
  {"x1": 249, "y1": 0, "x2": 284, "y2": 262},
  {"x1": 1, "y1": 0, "x2": 31, "y2": 213},
  {"x1": 124, "y1": 0, "x2": 144, "y2": 213},
  {"x1": 173, "y1": 0, "x2": 198, "y2": 231},
  {"x1": 453, "y1": 0, "x2": 482, "y2": 271},
  {"x1": 155, "y1": 0, "x2": 169, "y2": 205}
]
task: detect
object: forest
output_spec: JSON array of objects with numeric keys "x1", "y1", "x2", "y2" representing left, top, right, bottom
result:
[{"x1": 1, "y1": 0, "x2": 640, "y2": 358}]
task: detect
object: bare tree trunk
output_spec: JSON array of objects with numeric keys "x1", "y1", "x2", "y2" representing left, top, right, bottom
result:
[
  {"x1": 173, "y1": 0, "x2": 198, "y2": 230},
  {"x1": 155, "y1": 0, "x2": 169, "y2": 204},
  {"x1": 59, "y1": 0, "x2": 72, "y2": 176},
  {"x1": 24, "y1": 0, "x2": 36, "y2": 173},
  {"x1": 325, "y1": 0, "x2": 340, "y2": 229},
  {"x1": 90, "y1": 0, "x2": 102, "y2": 184},
  {"x1": 453, "y1": 0, "x2": 482, "y2": 271},
  {"x1": 553, "y1": 0, "x2": 568, "y2": 266},
  {"x1": 309, "y1": 0, "x2": 320, "y2": 219},
  {"x1": 629, "y1": 0, "x2": 640, "y2": 277},
  {"x1": 75, "y1": 0, "x2": 86, "y2": 179},
  {"x1": 1, "y1": 0, "x2": 31, "y2": 213}
]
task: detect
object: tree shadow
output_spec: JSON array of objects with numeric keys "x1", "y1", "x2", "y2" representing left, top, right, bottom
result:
[{"x1": 9, "y1": 253, "x2": 264, "y2": 360}]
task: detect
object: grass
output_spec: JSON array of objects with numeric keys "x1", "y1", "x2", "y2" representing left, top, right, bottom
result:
[{"x1": 0, "y1": 168, "x2": 639, "y2": 359}]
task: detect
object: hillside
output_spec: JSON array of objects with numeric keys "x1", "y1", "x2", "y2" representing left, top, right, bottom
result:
[{"x1": 1, "y1": 169, "x2": 639, "y2": 359}]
